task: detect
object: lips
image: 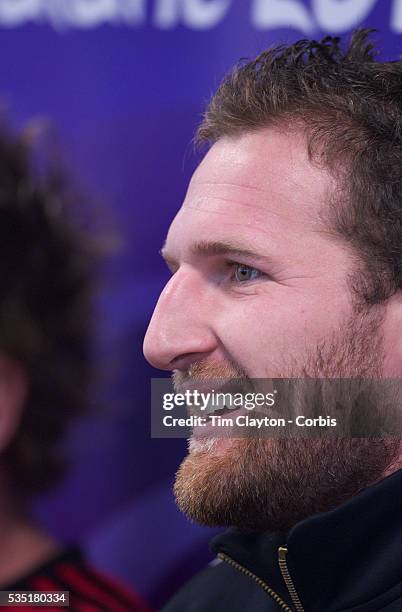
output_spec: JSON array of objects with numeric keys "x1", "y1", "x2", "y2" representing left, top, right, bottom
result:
[
  {"x1": 176, "y1": 378, "x2": 254, "y2": 418},
  {"x1": 205, "y1": 403, "x2": 234, "y2": 418}
]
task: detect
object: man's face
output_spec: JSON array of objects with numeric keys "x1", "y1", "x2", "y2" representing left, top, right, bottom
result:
[
  {"x1": 143, "y1": 127, "x2": 400, "y2": 531},
  {"x1": 145, "y1": 129, "x2": 358, "y2": 378}
]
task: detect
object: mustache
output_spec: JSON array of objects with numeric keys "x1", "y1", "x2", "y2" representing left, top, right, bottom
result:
[{"x1": 173, "y1": 359, "x2": 248, "y2": 391}]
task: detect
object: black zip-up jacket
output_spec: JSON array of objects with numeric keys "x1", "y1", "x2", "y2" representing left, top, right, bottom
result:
[{"x1": 163, "y1": 468, "x2": 402, "y2": 611}]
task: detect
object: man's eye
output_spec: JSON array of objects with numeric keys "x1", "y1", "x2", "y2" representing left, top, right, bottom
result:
[{"x1": 233, "y1": 264, "x2": 262, "y2": 282}]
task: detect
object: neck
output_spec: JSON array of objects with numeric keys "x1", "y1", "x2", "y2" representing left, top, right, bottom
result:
[
  {"x1": 383, "y1": 443, "x2": 402, "y2": 478},
  {"x1": 0, "y1": 471, "x2": 59, "y2": 586}
]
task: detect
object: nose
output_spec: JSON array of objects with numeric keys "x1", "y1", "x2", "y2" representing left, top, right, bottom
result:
[{"x1": 143, "y1": 269, "x2": 217, "y2": 371}]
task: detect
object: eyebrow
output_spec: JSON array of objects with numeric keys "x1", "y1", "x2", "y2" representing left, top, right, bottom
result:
[{"x1": 160, "y1": 240, "x2": 273, "y2": 266}]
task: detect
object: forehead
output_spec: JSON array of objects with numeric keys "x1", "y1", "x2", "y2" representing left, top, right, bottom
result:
[{"x1": 166, "y1": 128, "x2": 335, "y2": 254}]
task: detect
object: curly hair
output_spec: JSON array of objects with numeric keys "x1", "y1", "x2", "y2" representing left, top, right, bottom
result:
[
  {"x1": 0, "y1": 123, "x2": 97, "y2": 496},
  {"x1": 197, "y1": 29, "x2": 402, "y2": 306}
]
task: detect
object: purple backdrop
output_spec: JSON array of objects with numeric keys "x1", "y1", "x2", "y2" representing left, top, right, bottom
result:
[{"x1": 0, "y1": 1, "x2": 400, "y2": 608}]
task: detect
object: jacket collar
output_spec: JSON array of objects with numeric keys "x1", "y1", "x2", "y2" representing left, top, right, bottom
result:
[{"x1": 210, "y1": 468, "x2": 402, "y2": 611}]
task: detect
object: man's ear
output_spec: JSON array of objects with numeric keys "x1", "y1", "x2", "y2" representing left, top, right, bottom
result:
[{"x1": 0, "y1": 354, "x2": 28, "y2": 454}]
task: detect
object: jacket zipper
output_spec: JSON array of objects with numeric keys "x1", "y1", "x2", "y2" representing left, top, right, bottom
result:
[
  {"x1": 278, "y1": 546, "x2": 304, "y2": 612},
  {"x1": 217, "y1": 551, "x2": 293, "y2": 611}
]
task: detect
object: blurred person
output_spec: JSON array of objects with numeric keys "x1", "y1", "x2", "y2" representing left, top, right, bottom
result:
[
  {"x1": 144, "y1": 31, "x2": 402, "y2": 611},
  {"x1": 0, "y1": 122, "x2": 149, "y2": 611}
]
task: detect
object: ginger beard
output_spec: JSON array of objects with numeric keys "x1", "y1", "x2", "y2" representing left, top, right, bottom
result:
[{"x1": 173, "y1": 306, "x2": 401, "y2": 532}]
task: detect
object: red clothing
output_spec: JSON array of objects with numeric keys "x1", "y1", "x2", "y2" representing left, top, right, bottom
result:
[{"x1": 2, "y1": 547, "x2": 150, "y2": 612}]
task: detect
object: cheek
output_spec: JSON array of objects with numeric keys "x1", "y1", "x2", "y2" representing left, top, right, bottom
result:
[{"x1": 214, "y1": 289, "x2": 351, "y2": 377}]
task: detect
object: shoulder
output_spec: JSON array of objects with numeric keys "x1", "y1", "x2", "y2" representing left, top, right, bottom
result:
[
  {"x1": 7, "y1": 547, "x2": 150, "y2": 611},
  {"x1": 162, "y1": 558, "x2": 279, "y2": 612}
]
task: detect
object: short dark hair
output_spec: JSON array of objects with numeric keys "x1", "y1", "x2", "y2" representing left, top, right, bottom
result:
[
  {"x1": 197, "y1": 29, "x2": 402, "y2": 305},
  {"x1": 0, "y1": 123, "x2": 97, "y2": 496}
]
